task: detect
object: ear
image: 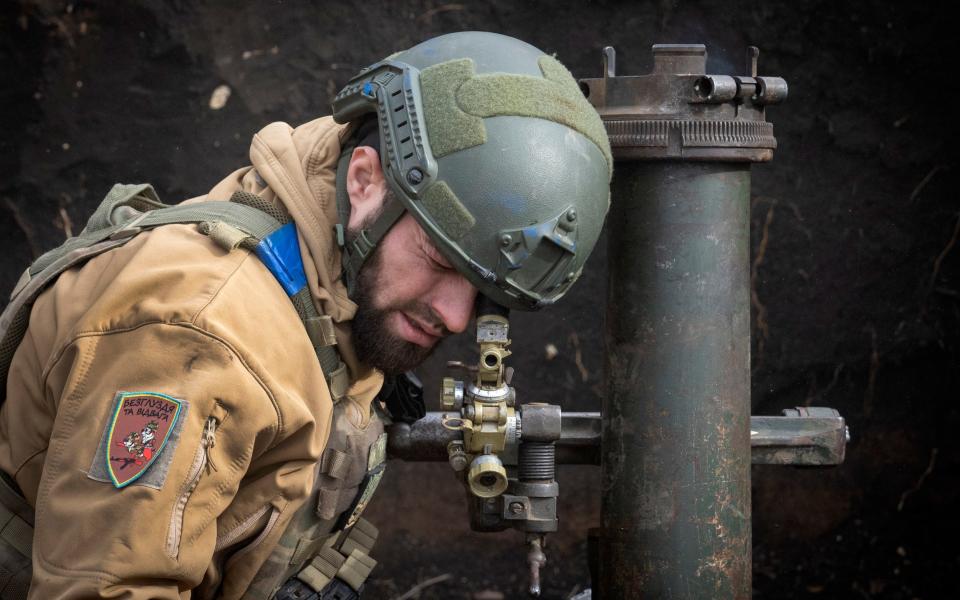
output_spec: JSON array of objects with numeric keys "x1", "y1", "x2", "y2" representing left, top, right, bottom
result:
[{"x1": 346, "y1": 146, "x2": 388, "y2": 231}]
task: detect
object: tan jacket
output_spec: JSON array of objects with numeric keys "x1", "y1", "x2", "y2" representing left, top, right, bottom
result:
[{"x1": 0, "y1": 116, "x2": 382, "y2": 598}]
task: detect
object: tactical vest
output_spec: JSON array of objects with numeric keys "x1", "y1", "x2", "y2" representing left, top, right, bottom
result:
[{"x1": 0, "y1": 184, "x2": 385, "y2": 600}]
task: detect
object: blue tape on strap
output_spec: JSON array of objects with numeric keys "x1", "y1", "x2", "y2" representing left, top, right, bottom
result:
[{"x1": 254, "y1": 223, "x2": 308, "y2": 296}]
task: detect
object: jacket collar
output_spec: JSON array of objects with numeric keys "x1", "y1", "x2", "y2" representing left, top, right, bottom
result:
[{"x1": 207, "y1": 117, "x2": 382, "y2": 397}]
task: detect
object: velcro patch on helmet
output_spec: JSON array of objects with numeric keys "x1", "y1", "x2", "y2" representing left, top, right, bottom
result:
[
  {"x1": 420, "y1": 56, "x2": 613, "y2": 177},
  {"x1": 420, "y1": 59, "x2": 487, "y2": 158},
  {"x1": 421, "y1": 181, "x2": 476, "y2": 240}
]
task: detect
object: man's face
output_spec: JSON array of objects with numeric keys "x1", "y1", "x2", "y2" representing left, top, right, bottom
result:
[{"x1": 351, "y1": 198, "x2": 477, "y2": 375}]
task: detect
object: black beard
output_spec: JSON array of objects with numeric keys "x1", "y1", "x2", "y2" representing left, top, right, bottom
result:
[{"x1": 350, "y1": 240, "x2": 436, "y2": 375}]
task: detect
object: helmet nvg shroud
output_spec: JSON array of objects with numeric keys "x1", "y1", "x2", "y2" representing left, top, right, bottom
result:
[{"x1": 332, "y1": 31, "x2": 611, "y2": 310}]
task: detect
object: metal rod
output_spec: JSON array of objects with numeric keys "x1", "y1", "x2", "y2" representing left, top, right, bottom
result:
[
  {"x1": 386, "y1": 410, "x2": 846, "y2": 467},
  {"x1": 750, "y1": 409, "x2": 848, "y2": 465},
  {"x1": 386, "y1": 411, "x2": 601, "y2": 465}
]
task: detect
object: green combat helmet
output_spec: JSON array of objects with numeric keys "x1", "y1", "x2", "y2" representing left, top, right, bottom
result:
[{"x1": 332, "y1": 31, "x2": 612, "y2": 310}]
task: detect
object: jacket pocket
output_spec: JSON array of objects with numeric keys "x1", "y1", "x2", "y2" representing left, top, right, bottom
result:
[
  {"x1": 165, "y1": 406, "x2": 224, "y2": 558},
  {"x1": 224, "y1": 504, "x2": 282, "y2": 567},
  {"x1": 215, "y1": 504, "x2": 272, "y2": 553}
]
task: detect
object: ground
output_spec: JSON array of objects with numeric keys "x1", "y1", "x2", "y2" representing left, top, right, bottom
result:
[{"x1": 1, "y1": 1, "x2": 957, "y2": 598}]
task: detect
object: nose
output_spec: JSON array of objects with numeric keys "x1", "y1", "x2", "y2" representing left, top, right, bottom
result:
[{"x1": 430, "y1": 273, "x2": 477, "y2": 335}]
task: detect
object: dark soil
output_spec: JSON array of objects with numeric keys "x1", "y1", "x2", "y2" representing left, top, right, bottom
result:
[{"x1": 2, "y1": 1, "x2": 957, "y2": 598}]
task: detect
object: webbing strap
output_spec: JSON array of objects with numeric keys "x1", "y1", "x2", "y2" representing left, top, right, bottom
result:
[
  {"x1": 0, "y1": 504, "x2": 31, "y2": 559},
  {"x1": 9, "y1": 270, "x2": 30, "y2": 300},
  {"x1": 340, "y1": 200, "x2": 407, "y2": 295},
  {"x1": 337, "y1": 550, "x2": 377, "y2": 591},
  {"x1": 289, "y1": 527, "x2": 336, "y2": 567},
  {"x1": 296, "y1": 546, "x2": 343, "y2": 592},
  {"x1": 0, "y1": 571, "x2": 30, "y2": 600},
  {"x1": 320, "y1": 448, "x2": 350, "y2": 480},
  {"x1": 335, "y1": 147, "x2": 354, "y2": 251},
  {"x1": 335, "y1": 517, "x2": 378, "y2": 591},
  {"x1": 335, "y1": 141, "x2": 408, "y2": 296},
  {"x1": 340, "y1": 528, "x2": 375, "y2": 559},
  {"x1": 349, "y1": 516, "x2": 379, "y2": 544},
  {"x1": 295, "y1": 517, "x2": 379, "y2": 593},
  {"x1": 29, "y1": 183, "x2": 158, "y2": 274},
  {"x1": 137, "y1": 202, "x2": 284, "y2": 241},
  {"x1": 291, "y1": 289, "x2": 346, "y2": 400},
  {"x1": 82, "y1": 183, "x2": 165, "y2": 233},
  {"x1": 304, "y1": 316, "x2": 337, "y2": 347},
  {"x1": 0, "y1": 477, "x2": 31, "y2": 600},
  {"x1": 197, "y1": 221, "x2": 249, "y2": 251},
  {"x1": 0, "y1": 476, "x2": 31, "y2": 528},
  {"x1": 327, "y1": 363, "x2": 350, "y2": 402},
  {"x1": 29, "y1": 201, "x2": 283, "y2": 276}
]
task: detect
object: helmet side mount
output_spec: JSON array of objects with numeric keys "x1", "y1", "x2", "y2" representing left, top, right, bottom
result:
[
  {"x1": 332, "y1": 61, "x2": 440, "y2": 294},
  {"x1": 333, "y1": 60, "x2": 439, "y2": 200}
]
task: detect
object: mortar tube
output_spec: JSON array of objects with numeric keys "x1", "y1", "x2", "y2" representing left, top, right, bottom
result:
[{"x1": 601, "y1": 161, "x2": 752, "y2": 598}]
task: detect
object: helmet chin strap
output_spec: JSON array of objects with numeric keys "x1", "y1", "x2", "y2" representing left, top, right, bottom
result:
[{"x1": 334, "y1": 146, "x2": 407, "y2": 297}]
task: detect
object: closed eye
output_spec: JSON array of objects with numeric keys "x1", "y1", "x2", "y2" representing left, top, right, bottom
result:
[
  {"x1": 428, "y1": 253, "x2": 454, "y2": 271},
  {"x1": 424, "y1": 243, "x2": 454, "y2": 271}
]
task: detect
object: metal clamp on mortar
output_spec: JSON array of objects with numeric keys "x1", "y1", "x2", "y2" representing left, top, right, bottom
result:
[{"x1": 441, "y1": 295, "x2": 561, "y2": 596}]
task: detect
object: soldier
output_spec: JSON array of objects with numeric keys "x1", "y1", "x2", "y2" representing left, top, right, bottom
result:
[{"x1": 0, "y1": 32, "x2": 611, "y2": 599}]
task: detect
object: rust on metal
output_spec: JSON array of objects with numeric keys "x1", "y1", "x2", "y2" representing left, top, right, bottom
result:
[{"x1": 580, "y1": 43, "x2": 787, "y2": 599}]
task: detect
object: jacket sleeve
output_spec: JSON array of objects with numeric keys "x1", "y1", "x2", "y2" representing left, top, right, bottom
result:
[{"x1": 26, "y1": 321, "x2": 318, "y2": 599}]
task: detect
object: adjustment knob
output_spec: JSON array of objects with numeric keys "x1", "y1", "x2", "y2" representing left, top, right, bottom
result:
[{"x1": 441, "y1": 377, "x2": 464, "y2": 411}]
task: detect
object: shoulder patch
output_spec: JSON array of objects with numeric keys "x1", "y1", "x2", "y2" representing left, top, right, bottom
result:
[{"x1": 87, "y1": 392, "x2": 188, "y2": 489}]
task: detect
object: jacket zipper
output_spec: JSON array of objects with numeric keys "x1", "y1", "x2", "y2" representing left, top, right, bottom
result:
[
  {"x1": 224, "y1": 506, "x2": 282, "y2": 568},
  {"x1": 165, "y1": 414, "x2": 219, "y2": 558},
  {"x1": 214, "y1": 504, "x2": 271, "y2": 552}
]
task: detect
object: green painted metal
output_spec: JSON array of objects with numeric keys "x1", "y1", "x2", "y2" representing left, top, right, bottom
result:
[
  {"x1": 579, "y1": 42, "x2": 788, "y2": 598},
  {"x1": 601, "y1": 161, "x2": 752, "y2": 598}
]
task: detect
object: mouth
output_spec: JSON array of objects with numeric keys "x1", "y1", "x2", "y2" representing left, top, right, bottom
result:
[{"x1": 396, "y1": 311, "x2": 441, "y2": 348}]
